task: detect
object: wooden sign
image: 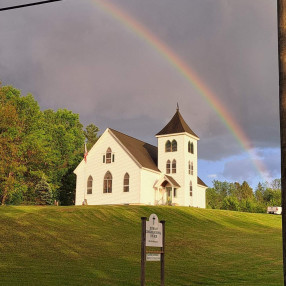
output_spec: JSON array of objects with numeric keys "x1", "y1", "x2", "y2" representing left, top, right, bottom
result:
[
  {"x1": 141, "y1": 214, "x2": 165, "y2": 286},
  {"x1": 146, "y1": 214, "x2": 163, "y2": 247}
]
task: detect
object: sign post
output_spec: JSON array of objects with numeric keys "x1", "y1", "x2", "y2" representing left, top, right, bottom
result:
[
  {"x1": 141, "y1": 214, "x2": 165, "y2": 286},
  {"x1": 141, "y1": 217, "x2": 147, "y2": 286},
  {"x1": 160, "y1": 220, "x2": 165, "y2": 286}
]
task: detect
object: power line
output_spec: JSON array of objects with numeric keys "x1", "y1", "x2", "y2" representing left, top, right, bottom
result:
[{"x1": 0, "y1": 0, "x2": 62, "y2": 11}]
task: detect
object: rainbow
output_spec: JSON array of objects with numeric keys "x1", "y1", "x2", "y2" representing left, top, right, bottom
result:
[{"x1": 92, "y1": 0, "x2": 270, "y2": 181}]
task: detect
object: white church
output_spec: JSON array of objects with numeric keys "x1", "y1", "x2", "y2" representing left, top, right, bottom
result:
[{"x1": 74, "y1": 107, "x2": 207, "y2": 207}]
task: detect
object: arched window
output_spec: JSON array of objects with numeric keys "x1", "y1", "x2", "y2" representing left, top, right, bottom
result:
[
  {"x1": 123, "y1": 173, "x2": 129, "y2": 192},
  {"x1": 190, "y1": 181, "x2": 193, "y2": 196},
  {"x1": 171, "y1": 140, "x2": 177, "y2": 152},
  {"x1": 191, "y1": 162, "x2": 194, "y2": 175},
  {"x1": 87, "y1": 175, "x2": 93, "y2": 194},
  {"x1": 165, "y1": 140, "x2": 171, "y2": 152},
  {"x1": 172, "y1": 159, "x2": 176, "y2": 174},
  {"x1": 188, "y1": 161, "x2": 191, "y2": 175},
  {"x1": 103, "y1": 171, "x2": 112, "y2": 193},
  {"x1": 106, "y1": 147, "x2": 112, "y2": 164},
  {"x1": 188, "y1": 141, "x2": 194, "y2": 154},
  {"x1": 166, "y1": 160, "x2": 171, "y2": 174}
]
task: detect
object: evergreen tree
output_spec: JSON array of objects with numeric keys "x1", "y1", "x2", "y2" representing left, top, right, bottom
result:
[
  {"x1": 35, "y1": 177, "x2": 53, "y2": 205},
  {"x1": 240, "y1": 181, "x2": 253, "y2": 200},
  {"x1": 255, "y1": 182, "x2": 264, "y2": 203},
  {"x1": 84, "y1": 124, "x2": 100, "y2": 150}
]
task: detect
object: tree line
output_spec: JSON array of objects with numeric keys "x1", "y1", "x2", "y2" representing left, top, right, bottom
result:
[
  {"x1": 206, "y1": 179, "x2": 281, "y2": 213},
  {"x1": 0, "y1": 83, "x2": 99, "y2": 205}
]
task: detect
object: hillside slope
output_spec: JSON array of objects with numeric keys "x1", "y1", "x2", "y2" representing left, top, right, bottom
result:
[{"x1": 0, "y1": 206, "x2": 282, "y2": 285}]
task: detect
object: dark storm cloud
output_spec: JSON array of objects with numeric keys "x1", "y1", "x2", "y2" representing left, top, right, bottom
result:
[{"x1": 0, "y1": 0, "x2": 279, "y2": 163}]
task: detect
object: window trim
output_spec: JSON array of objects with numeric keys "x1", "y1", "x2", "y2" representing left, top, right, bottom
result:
[
  {"x1": 188, "y1": 141, "x2": 194, "y2": 154},
  {"x1": 123, "y1": 173, "x2": 130, "y2": 192},
  {"x1": 190, "y1": 181, "x2": 193, "y2": 196},
  {"x1": 87, "y1": 175, "x2": 93, "y2": 194},
  {"x1": 103, "y1": 171, "x2": 112, "y2": 193},
  {"x1": 172, "y1": 159, "x2": 176, "y2": 174},
  {"x1": 166, "y1": 160, "x2": 171, "y2": 174},
  {"x1": 171, "y1": 140, "x2": 177, "y2": 152},
  {"x1": 106, "y1": 147, "x2": 112, "y2": 164},
  {"x1": 165, "y1": 140, "x2": 171, "y2": 152}
]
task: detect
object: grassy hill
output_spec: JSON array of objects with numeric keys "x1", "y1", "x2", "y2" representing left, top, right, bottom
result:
[{"x1": 0, "y1": 205, "x2": 282, "y2": 285}]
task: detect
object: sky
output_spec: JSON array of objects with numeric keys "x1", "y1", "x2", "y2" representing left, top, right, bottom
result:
[{"x1": 0, "y1": 0, "x2": 280, "y2": 188}]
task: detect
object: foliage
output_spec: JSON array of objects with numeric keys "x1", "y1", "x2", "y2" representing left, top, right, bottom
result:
[
  {"x1": 35, "y1": 177, "x2": 53, "y2": 205},
  {"x1": 42, "y1": 108, "x2": 85, "y2": 203},
  {"x1": 0, "y1": 83, "x2": 98, "y2": 205},
  {"x1": 84, "y1": 123, "x2": 100, "y2": 150},
  {"x1": 58, "y1": 167, "x2": 77, "y2": 205},
  {"x1": 222, "y1": 196, "x2": 240, "y2": 211},
  {"x1": 0, "y1": 85, "x2": 46, "y2": 204},
  {"x1": 206, "y1": 179, "x2": 281, "y2": 213}
]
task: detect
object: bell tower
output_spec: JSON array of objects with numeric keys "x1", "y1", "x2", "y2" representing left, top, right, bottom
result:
[{"x1": 155, "y1": 105, "x2": 200, "y2": 206}]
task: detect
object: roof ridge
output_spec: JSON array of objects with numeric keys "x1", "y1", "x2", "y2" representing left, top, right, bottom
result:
[{"x1": 109, "y1": 128, "x2": 157, "y2": 149}]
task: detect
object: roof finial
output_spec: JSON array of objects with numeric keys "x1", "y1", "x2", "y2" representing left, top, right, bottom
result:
[{"x1": 176, "y1": 102, "x2": 179, "y2": 111}]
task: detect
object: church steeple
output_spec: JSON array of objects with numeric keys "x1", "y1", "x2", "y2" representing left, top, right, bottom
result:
[{"x1": 156, "y1": 106, "x2": 199, "y2": 139}]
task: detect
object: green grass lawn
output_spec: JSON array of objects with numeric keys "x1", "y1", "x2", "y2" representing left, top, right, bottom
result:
[{"x1": 0, "y1": 205, "x2": 282, "y2": 285}]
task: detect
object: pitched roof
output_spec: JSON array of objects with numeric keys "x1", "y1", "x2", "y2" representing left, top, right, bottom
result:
[
  {"x1": 110, "y1": 128, "x2": 207, "y2": 188},
  {"x1": 156, "y1": 109, "x2": 199, "y2": 138},
  {"x1": 109, "y1": 129, "x2": 160, "y2": 172},
  {"x1": 197, "y1": 177, "x2": 208, "y2": 187},
  {"x1": 165, "y1": 175, "x2": 181, "y2": 188}
]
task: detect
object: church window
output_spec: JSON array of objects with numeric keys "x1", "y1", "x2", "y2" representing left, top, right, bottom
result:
[
  {"x1": 103, "y1": 171, "x2": 112, "y2": 193},
  {"x1": 123, "y1": 173, "x2": 129, "y2": 192},
  {"x1": 190, "y1": 181, "x2": 193, "y2": 196},
  {"x1": 87, "y1": 176, "x2": 93, "y2": 194},
  {"x1": 188, "y1": 161, "x2": 191, "y2": 174},
  {"x1": 188, "y1": 141, "x2": 194, "y2": 154},
  {"x1": 106, "y1": 147, "x2": 112, "y2": 164},
  {"x1": 112, "y1": 154, "x2": 115, "y2": 162},
  {"x1": 171, "y1": 140, "x2": 177, "y2": 152},
  {"x1": 166, "y1": 160, "x2": 171, "y2": 174},
  {"x1": 191, "y1": 162, "x2": 194, "y2": 175},
  {"x1": 165, "y1": 141, "x2": 171, "y2": 152},
  {"x1": 103, "y1": 155, "x2": 105, "y2": 163},
  {"x1": 172, "y1": 159, "x2": 176, "y2": 173}
]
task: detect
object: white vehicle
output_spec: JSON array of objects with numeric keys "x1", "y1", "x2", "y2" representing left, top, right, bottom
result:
[{"x1": 267, "y1": 206, "x2": 282, "y2": 215}]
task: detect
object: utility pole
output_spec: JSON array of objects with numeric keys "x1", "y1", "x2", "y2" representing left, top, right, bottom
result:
[{"x1": 277, "y1": 0, "x2": 286, "y2": 284}]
